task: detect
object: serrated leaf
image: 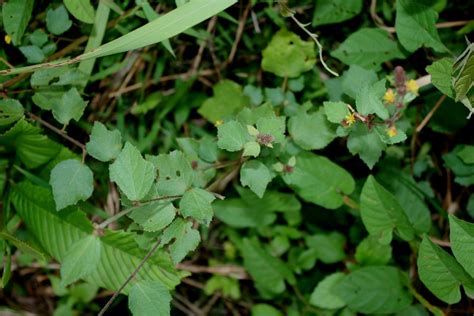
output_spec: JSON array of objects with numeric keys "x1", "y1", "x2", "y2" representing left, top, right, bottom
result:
[
  {"x1": 312, "y1": 0, "x2": 362, "y2": 26},
  {"x1": 32, "y1": 91, "x2": 63, "y2": 111},
  {"x1": 46, "y1": 5, "x2": 73, "y2": 35},
  {"x1": 50, "y1": 159, "x2": 94, "y2": 211},
  {"x1": 160, "y1": 218, "x2": 200, "y2": 264},
  {"x1": 86, "y1": 122, "x2": 122, "y2": 162},
  {"x1": 261, "y1": 29, "x2": 316, "y2": 78},
  {"x1": 331, "y1": 28, "x2": 404, "y2": 69},
  {"x1": 347, "y1": 123, "x2": 386, "y2": 169},
  {"x1": 426, "y1": 58, "x2": 455, "y2": 98},
  {"x1": 333, "y1": 266, "x2": 412, "y2": 314},
  {"x1": 129, "y1": 280, "x2": 171, "y2": 316},
  {"x1": 240, "y1": 160, "x2": 272, "y2": 198},
  {"x1": 198, "y1": 80, "x2": 250, "y2": 123},
  {"x1": 355, "y1": 236, "x2": 392, "y2": 266},
  {"x1": 418, "y1": 235, "x2": 474, "y2": 304},
  {"x1": 310, "y1": 272, "x2": 346, "y2": 309},
  {"x1": 0, "y1": 99, "x2": 24, "y2": 126},
  {"x1": 64, "y1": 0, "x2": 95, "y2": 24},
  {"x1": 356, "y1": 79, "x2": 389, "y2": 119},
  {"x1": 128, "y1": 202, "x2": 176, "y2": 232},
  {"x1": 60, "y1": 235, "x2": 101, "y2": 286},
  {"x1": 256, "y1": 115, "x2": 286, "y2": 144},
  {"x1": 360, "y1": 176, "x2": 415, "y2": 244},
  {"x1": 395, "y1": 0, "x2": 448, "y2": 53},
  {"x1": 109, "y1": 142, "x2": 155, "y2": 201},
  {"x1": 51, "y1": 88, "x2": 88, "y2": 125},
  {"x1": 450, "y1": 215, "x2": 474, "y2": 277},
  {"x1": 342, "y1": 65, "x2": 378, "y2": 99},
  {"x1": 19, "y1": 45, "x2": 45, "y2": 63},
  {"x1": 2, "y1": 0, "x2": 34, "y2": 45},
  {"x1": 217, "y1": 120, "x2": 249, "y2": 152},
  {"x1": 323, "y1": 101, "x2": 349, "y2": 124},
  {"x1": 179, "y1": 188, "x2": 215, "y2": 226},
  {"x1": 289, "y1": 107, "x2": 336, "y2": 150},
  {"x1": 282, "y1": 152, "x2": 355, "y2": 209}
]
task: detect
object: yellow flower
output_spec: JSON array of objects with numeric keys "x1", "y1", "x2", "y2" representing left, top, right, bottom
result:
[
  {"x1": 4, "y1": 34, "x2": 11, "y2": 45},
  {"x1": 383, "y1": 88, "x2": 396, "y2": 103},
  {"x1": 387, "y1": 126, "x2": 398, "y2": 138},
  {"x1": 214, "y1": 120, "x2": 223, "y2": 127},
  {"x1": 405, "y1": 79, "x2": 419, "y2": 95},
  {"x1": 344, "y1": 113, "x2": 356, "y2": 126}
]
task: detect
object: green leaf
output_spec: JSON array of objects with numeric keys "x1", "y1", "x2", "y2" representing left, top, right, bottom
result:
[
  {"x1": 453, "y1": 48, "x2": 474, "y2": 102},
  {"x1": 198, "y1": 80, "x2": 250, "y2": 123},
  {"x1": 261, "y1": 29, "x2": 316, "y2": 78},
  {"x1": 60, "y1": 235, "x2": 101, "y2": 286},
  {"x1": 426, "y1": 58, "x2": 455, "y2": 98},
  {"x1": 179, "y1": 188, "x2": 215, "y2": 226},
  {"x1": 342, "y1": 65, "x2": 378, "y2": 99},
  {"x1": 333, "y1": 266, "x2": 412, "y2": 314},
  {"x1": 129, "y1": 280, "x2": 171, "y2": 316},
  {"x1": 109, "y1": 142, "x2": 156, "y2": 201},
  {"x1": 214, "y1": 198, "x2": 277, "y2": 228},
  {"x1": 305, "y1": 232, "x2": 346, "y2": 264},
  {"x1": 347, "y1": 123, "x2": 386, "y2": 169},
  {"x1": 46, "y1": 5, "x2": 73, "y2": 35},
  {"x1": 128, "y1": 202, "x2": 176, "y2": 232},
  {"x1": 0, "y1": 119, "x2": 61, "y2": 168},
  {"x1": 63, "y1": 0, "x2": 95, "y2": 24},
  {"x1": 256, "y1": 115, "x2": 286, "y2": 144},
  {"x1": 356, "y1": 79, "x2": 389, "y2": 119},
  {"x1": 312, "y1": 0, "x2": 362, "y2": 26},
  {"x1": 282, "y1": 152, "x2": 355, "y2": 209},
  {"x1": 289, "y1": 107, "x2": 337, "y2": 150},
  {"x1": 217, "y1": 120, "x2": 249, "y2": 152},
  {"x1": 240, "y1": 160, "x2": 272, "y2": 198},
  {"x1": 458, "y1": 145, "x2": 474, "y2": 164},
  {"x1": 0, "y1": 99, "x2": 24, "y2": 126},
  {"x1": 2, "y1": 0, "x2": 34, "y2": 45},
  {"x1": 0, "y1": 231, "x2": 47, "y2": 261},
  {"x1": 242, "y1": 141, "x2": 261, "y2": 157},
  {"x1": 19, "y1": 45, "x2": 45, "y2": 63},
  {"x1": 355, "y1": 236, "x2": 392, "y2": 266},
  {"x1": 50, "y1": 159, "x2": 94, "y2": 211},
  {"x1": 51, "y1": 88, "x2": 88, "y2": 125},
  {"x1": 86, "y1": 122, "x2": 122, "y2": 162},
  {"x1": 160, "y1": 218, "x2": 200, "y2": 264},
  {"x1": 251, "y1": 304, "x2": 284, "y2": 316},
  {"x1": 449, "y1": 215, "x2": 474, "y2": 277},
  {"x1": 395, "y1": 0, "x2": 448, "y2": 53},
  {"x1": 360, "y1": 176, "x2": 415, "y2": 244},
  {"x1": 310, "y1": 272, "x2": 346, "y2": 309},
  {"x1": 443, "y1": 146, "x2": 474, "y2": 186},
  {"x1": 323, "y1": 101, "x2": 349, "y2": 124},
  {"x1": 418, "y1": 235, "x2": 474, "y2": 304},
  {"x1": 331, "y1": 28, "x2": 404, "y2": 69},
  {"x1": 29, "y1": 29, "x2": 48, "y2": 47}
]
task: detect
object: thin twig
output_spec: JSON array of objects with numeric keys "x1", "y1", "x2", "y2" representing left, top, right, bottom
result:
[
  {"x1": 381, "y1": 20, "x2": 472, "y2": 33},
  {"x1": 415, "y1": 95, "x2": 446, "y2": 133},
  {"x1": 227, "y1": 2, "x2": 252, "y2": 64},
  {"x1": 176, "y1": 263, "x2": 249, "y2": 279},
  {"x1": 97, "y1": 238, "x2": 162, "y2": 316}
]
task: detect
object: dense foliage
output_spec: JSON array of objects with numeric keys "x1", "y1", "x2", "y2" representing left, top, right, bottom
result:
[{"x1": 0, "y1": 0, "x2": 473, "y2": 315}]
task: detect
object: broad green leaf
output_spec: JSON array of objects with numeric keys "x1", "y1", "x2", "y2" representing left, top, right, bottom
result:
[
  {"x1": 333, "y1": 266, "x2": 412, "y2": 314},
  {"x1": 453, "y1": 48, "x2": 474, "y2": 102},
  {"x1": 347, "y1": 123, "x2": 386, "y2": 169},
  {"x1": 375, "y1": 124, "x2": 408, "y2": 145},
  {"x1": 282, "y1": 152, "x2": 355, "y2": 209},
  {"x1": 160, "y1": 218, "x2": 200, "y2": 264},
  {"x1": 0, "y1": 231, "x2": 47, "y2": 261},
  {"x1": 289, "y1": 107, "x2": 336, "y2": 150},
  {"x1": 129, "y1": 280, "x2": 171, "y2": 316},
  {"x1": 418, "y1": 236, "x2": 474, "y2": 304},
  {"x1": 128, "y1": 202, "x2": 176, "y2": 232},
  {"x1": 60, "y1": 235, "x2": 101, "y2": 286},
  {"x1": 0, "y1": 99, "x2": 24, "y2": 126},
  {"x1": 312, "y1": 0, "x2": 362, "y2": 26},
  {"x1": 449, "y1": 215, "x2": 474, "y2": 277},
  {"x1": 443, "y1": 146, "x2": 474, "y2": 186},
  {"x1": 395, "y1": 0, "x2": 448, "y2": 53},
  {"x1": 256, "y1": 115, "x2": 286, "y2": 144},
  {"x1": 356, "y1": 79, "x2": 389, "y2": 119},
  {"x1": 217, "y1": 120, "x2": 249, "y2": 152},
  {"x1": 29, "y1": 30, "x2": 48, "y2": 47},
  {"x1": 261, "y1": 29, "x2": 316, "y2": 78},
  {"x1": 458, "y1": 145, "x2": 474, "y2": 164},
  {"x1": 323, "y1": 101, "x2": 349, "y2": 124},
  {"x1": 243, "y1": 85, "x2": 264, "y2": 106},
  {"x1": 309, "y1": 272, "x2": 346, "y2": 309},
  {"x1": 331, "y1": 28, "x2": 404, "y2": 70},
  {"x1": 240, "y1": 160, "x2": 272, "y2": 198},
  {"x1": 426, "y1": 58, "x2": 455, "y2": 98},
  {"x1": 46, "y1": 5, "x2": 73, "y2": 35},
  {"x1": 86, "y1": 122, "x2": 122, "y2": 162},
  {"x1": 251, "y1": 304, "x2": 283, "y2": 316},
  {"x1": 305, "y1": 232, "x2": 346, "y2": 264},
  {"x1": 355, "y1": 236, "x2": 392, "y2": 266},
  {"x1": 214, "y1": 198, "x2": 277, "y2": 228},
  {"x1": 32, "y1": 91, "x2": 63, "y2": 111},
  {"x1": 179, "y1": 188, "x2": 215, "y2": 225},
  {"x1": 51, "y1": 88, "x2": 88, "y2": 125},
  {"x1": 50, "y1": 159, "x2": 94, "y2": 211},
  {"x1": 360, "y1": 176, "x2": 415, "y2": 244},
  {"x1": 198, "y1": 80, "x2": 250, "y2": 123},
  {"x1": 342, "y1": 65, "x2": 378, "y2": 99},
  {"x1": 0, "y1": 119, "x2": 61, "y2": 168},
  {"x1": 147, "y1": 150, "x2": 194, "y2": 196},
  {"x1": 10, "y1": 181, "x2": 180, "y2": 291},
  {"x1": 109, "y1": 142, "x2": 155, "y2": 201},
  {"x1": 2, "y1": 0, "x2": 34, "y2": 45},
  {"x1": 63, "y1": 0, "x2": 95, "y2": 24},
  {"x1": 242, "y1": 141, "x2": 261, "y2": 157},
  {"x1": 19, "y1": 45, "x2": 45, "y2": 63},
  {"x1": 240, "y1": 238, "x2": 295, "y2": 298}
]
